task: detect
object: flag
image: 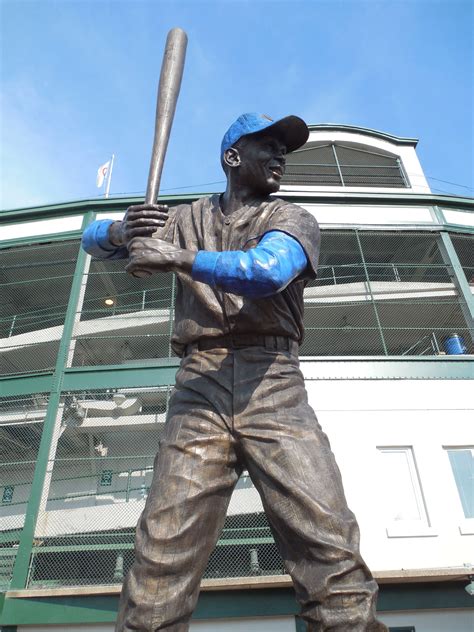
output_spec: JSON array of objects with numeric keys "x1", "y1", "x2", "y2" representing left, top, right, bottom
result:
[{"x1": 96, "y1": 160, "x2": 111, "y2": 188}]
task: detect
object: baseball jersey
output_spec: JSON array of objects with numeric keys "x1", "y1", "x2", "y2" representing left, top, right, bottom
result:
[{"x1": 161, "y1": 194, "x2": 320, "y2": 355}]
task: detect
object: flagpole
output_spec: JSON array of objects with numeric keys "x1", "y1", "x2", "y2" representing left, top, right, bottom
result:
[{"x1": 105, "y1": 154, "x2": 115, "y2": 198}]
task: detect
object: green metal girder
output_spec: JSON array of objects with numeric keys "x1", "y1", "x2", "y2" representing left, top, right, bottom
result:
[
  {"x1": 2, "y1": 359, "x2": 471, "y2": 400},
  {"x1": 0, "y1": 374, "x2": 53, "y2": 397},
  {"x1": 1, "y1": 583, "x2": 473, "y2": 626},
  {"x1": 0, "y1": 231, "x2": 83, "y2": 251},
  {"x1": 62, "y1": 363, "x2": 179, "y2": 391},
  {"x1": 8, "y1": 213, "x2": 95, "y2": 591},
  {"x1": 355, "y1": 230, "x2": 388, "y2": 355},
  {"x1": 438, "y1": 231, "x2": 474, "y2": 325},
  {"x1": 31, "y1": 536, "x2": 274, "y2": 554},
  {"x1": 1, "y1": 192, "x2": 473, "y2": 226},
  {"x1": 0, "y1": 195, "x2": 200, "y2": 224}
]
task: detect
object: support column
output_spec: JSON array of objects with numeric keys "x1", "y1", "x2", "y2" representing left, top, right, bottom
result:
[
  {"x1": 355, "y1": 230, "x2": 388, "y2": 355},
  {"x1": 436, "y1": 228, "x2": 474, "y2": 345},
  {"x1": 9, "y1": 212, "x2": 95, "y2": 590}
]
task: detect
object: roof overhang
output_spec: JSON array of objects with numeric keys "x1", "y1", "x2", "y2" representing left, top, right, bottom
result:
[{"x1": 307, "y1": 124, "x2": 419, "y2": 147}]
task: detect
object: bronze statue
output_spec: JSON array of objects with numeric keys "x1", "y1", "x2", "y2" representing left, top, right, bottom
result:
[{"x1": 82, "y1": 113, "x2": 387, "y2": 631}]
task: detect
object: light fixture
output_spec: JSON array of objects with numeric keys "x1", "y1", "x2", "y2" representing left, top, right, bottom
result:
[{"x1": 104, "y1": 298, "x2": 115, "y2": 306}]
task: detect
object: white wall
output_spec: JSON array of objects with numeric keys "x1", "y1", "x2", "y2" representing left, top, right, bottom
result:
[
  {"x1": 302, "y1": 203, "x2": 434, "y2": 227},
  {"x1": 4, "y1": 378, "x2": 472, "y2": 576},
  {"x1": 304, "y1": 378, "x2": 473, "y2": 572},
  {"x1": 0, "y1": 216, "x2": 83, "y2": 241}
]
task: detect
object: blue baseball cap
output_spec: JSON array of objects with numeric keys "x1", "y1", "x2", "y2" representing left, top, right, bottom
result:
[{"x1": 221, "y1": 113, "x2": 309, "y2": 157}]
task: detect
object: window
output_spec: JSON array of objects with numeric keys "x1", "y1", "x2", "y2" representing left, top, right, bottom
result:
[
  {"x1": 282, "y1": 142, "x2": 409, "y2": 188},
  {"x1": 0, "y1": 240, "x2": 80, "y2": 375},
  {"x1": 300, "y1": 230, "x2": 473, "y2": 357},
  {"x1": 71, "y1": 256, "x2": 175, "y2": 367},
  {"x1": 451, "y1": 233, "x2": 474, "y2": 285},
  {"x1": 99, "y1": 469, "x2": 113, "y2": 487},
  {"x1": 446, "y1": 448, "x2": 473, "y2": 519},
  {"x1": 377, "y1": 447, "x2": 434, "y2": 537},
  {"x1": 2, "y1": 485, "x2": 14, "y2": 504}
]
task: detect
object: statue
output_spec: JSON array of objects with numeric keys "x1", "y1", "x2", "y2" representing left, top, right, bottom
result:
[{"x1": 82, "y1": 113, "x2": 387, "y2": 631}]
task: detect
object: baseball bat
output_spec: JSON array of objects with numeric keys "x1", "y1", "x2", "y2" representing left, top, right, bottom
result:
[{"x1": 131, "y1": 27, "x2": 188, "y2": 278}]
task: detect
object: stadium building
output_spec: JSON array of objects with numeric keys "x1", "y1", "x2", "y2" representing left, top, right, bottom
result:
[{"x1": 0, "y1": 124, "x2": 473, "y2": 631}]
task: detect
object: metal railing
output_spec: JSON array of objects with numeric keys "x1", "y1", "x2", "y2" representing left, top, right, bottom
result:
[{"x1": 283, "y1": 162, "x2": 408, "y2": 187}]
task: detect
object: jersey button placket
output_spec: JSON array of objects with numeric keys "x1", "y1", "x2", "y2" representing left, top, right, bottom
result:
[{"x1": 222, "y1": 217, "x2": 234, "y2": 333}]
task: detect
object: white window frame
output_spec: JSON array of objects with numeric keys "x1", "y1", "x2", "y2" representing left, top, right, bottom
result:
[
  {"x1": 377, "y1": 446, "x2": 437, "y2": 538},
  {"x1": 444, "y1": 446, "x2": 474, "y2": 535}
]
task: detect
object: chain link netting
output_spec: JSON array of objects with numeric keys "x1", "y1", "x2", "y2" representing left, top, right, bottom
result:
[
  {"x1": 1, "y1": 231, "x2": 471, "y2": 378},
  {"x1": 0, "y1": 393, "x2": 49, "y2": 590},
  {"x1": 282, "y1": 143, "x2": 408, "y2": 188},
  {"x1": 301, "y1": 230, "x2": 473, "y2": 356},
  {"x1": 0, "y1": 240, "x2": 80, "y2": 376},
  {"x1": 26, "y1": 387, "x2": 276, "y2": 588},
  {"x1": 451, "y1": 233, "x2": 474, "y2": 285},
  {"x1": 1, "y1": 226, "x2": 472, "y2": 590},
  {"x1": 70, "y1": 258, "x2": 176, "y2": 367}
]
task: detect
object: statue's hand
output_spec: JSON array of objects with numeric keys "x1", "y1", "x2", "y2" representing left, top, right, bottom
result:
[
  {"x1": 126, "y1": 237, "x2": 195, "y2": 277},
  {"x1": 109, "y1": 204, "x2": 169, "y2": 247}
]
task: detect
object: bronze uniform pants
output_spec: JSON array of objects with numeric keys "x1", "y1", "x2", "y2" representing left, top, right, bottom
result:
[{"x1": 116, "y1": 346, "x2": 387, "y2": 631}]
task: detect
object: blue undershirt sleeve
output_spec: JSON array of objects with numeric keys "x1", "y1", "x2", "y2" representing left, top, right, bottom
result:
[
  {"x1": 81, "y1": 219, "x2": 128, "y2": 260},
  {"x1": 191, "y1": 230, "x2": 308, "y2": 298}
]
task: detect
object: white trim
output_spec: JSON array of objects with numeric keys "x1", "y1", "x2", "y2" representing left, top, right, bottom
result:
[{"x1": 0, "y1": 216, "x2": 83, "y2": 241}]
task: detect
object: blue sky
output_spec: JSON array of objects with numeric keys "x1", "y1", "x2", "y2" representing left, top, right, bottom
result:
[{"x1": 1, "y1": 0, "x2": 473, "y2": 210}]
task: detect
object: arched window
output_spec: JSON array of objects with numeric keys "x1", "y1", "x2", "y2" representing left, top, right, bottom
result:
[{"x1": 282, "y1": 142, "x2": 410, "y2": 188}]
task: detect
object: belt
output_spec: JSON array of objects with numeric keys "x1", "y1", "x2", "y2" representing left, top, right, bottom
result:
[{"x1": 184, "y1": 334, "x2": 298, "y2": 356}]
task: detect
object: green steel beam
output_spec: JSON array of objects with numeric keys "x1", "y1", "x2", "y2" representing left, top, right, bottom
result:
[
  {"x1": 8, "y1": 213, "x2": 95, "y2": 591},
  {"x1": 437, "y1": 229, "x2": 474, "y2": 340},
  {"x1": 62, "y1": 357, "x2": 474, "y2": 389},
  {"x1": 1, "y1": 583, "x2": 473, "y2": 626},
  {"x1": 59, "y1": 356, "x2": 474, "y2": 390},
  {"x1": 63, "y1": 362, "x2": 179, "y2": 391},
  {"x1": 0, "y1": 373, "x2": 53, "y2": 397},
  {"x1": 355, "y1": 230, "x2": 388, "y2": 355},
  {"x1": 30, "y1": 535, "x2": 274, "y2": 554},
  {"x1": 0, "y1": 231, "x2": 83, "y2": 251},
  {"x1": 1, "y1": 192, "x2": 473, "y2": 226}
]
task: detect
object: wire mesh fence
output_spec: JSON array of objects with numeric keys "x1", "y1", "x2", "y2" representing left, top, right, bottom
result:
[
  {"x1": 1, "y1": 226, "x2": 473, "y2": 591},
  {"x1": 0, "y1": 240, "x2": 80, "y2": 376},
  {"x1": 282, "y1": 143, "x2": 408, "y2": 188},
  {"x1": 26, "y1": 386, "x2": 276, "y2": 588},
  {"x1": 451, "y1": 233, "x2": 474, "y2": 285},
  {"x1": 70, "y1": 258, "x2": 176, "y2": 367},
  {"x1": 301, "y1": 230, "x2": 473, "y2": 356},
  {"x1": 0, "y1": 393, "x2": 49, "y2": 590},
  {"x1": 1, "y1": 230, "x2": 472, "y2": 378}
]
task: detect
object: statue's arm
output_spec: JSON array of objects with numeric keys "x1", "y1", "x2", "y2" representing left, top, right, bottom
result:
[
  {"x1": 81, "y1": 204, "x2": 170, "y2": 260},
  {"x1": 126, "y1": 231, "x2": 308, "y2": 297},
  {"x1": 82, "y1": 219, "x2": 129, "y2": 260},
  {"x1": 192, "y1": 231, "x2": 308, "y2": 297}
]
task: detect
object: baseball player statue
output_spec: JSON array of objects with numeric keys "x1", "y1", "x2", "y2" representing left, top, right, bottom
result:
[{"x1": 82, "y1": 113, "x2": 387, "y2": 631}]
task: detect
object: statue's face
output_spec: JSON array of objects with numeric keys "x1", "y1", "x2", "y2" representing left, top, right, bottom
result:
[{"x1": 236, "y1": 134, "x2": 287, "y2": 194}]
